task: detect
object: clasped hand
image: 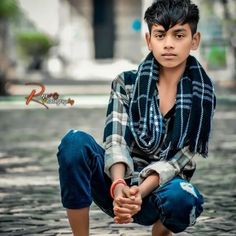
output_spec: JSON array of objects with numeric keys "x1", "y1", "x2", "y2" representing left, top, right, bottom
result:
[{"x1": 113, "y1": 185, "x2": 142, "y2": 224}]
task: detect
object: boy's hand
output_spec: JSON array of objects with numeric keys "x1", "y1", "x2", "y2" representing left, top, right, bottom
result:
[{"x1": 113, "y1": 185, "x2": 142, "y2": 224}]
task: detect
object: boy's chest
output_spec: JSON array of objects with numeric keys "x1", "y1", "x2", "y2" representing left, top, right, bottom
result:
[{"x1": 157, "y1": 83, "x2": 177, "y2": 117}]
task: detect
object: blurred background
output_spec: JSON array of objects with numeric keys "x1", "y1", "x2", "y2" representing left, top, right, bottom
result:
[
  {"x1": 0, "y1": 0, "x2": 235, "y2": 98},
  {"x1": 0, "y1": 0, "x2": 235, "y2": 235}
]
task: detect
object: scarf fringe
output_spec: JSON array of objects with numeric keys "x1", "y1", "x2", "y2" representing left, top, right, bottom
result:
[{"x1": 189, "y1": 141, "x2": 208, "y2": 158}]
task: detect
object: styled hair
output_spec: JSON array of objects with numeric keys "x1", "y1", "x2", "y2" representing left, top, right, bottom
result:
[{"x1": 144, "y1": 0, "x2": 199, "y2": 35}]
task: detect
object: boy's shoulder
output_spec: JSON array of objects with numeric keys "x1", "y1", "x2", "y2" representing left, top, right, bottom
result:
[{"x1": 115, "y1": 69, "x2": 138, "y2": 87}]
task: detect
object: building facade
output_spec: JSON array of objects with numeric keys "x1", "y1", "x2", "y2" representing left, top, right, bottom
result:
[{"x1": 17, "y1": 0, "x2": 236, "y2": 81}]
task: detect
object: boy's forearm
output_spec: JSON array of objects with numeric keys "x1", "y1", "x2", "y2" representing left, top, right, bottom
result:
[
  {"x1": 138, "y1": 173, "x2": 160, "y2": 198},
  {"x1": 110, "y1": 163, "x2": 126, "y2": 181},
  {"x1": 109, "y1": 164, "x2": 160, "y2": 198}
]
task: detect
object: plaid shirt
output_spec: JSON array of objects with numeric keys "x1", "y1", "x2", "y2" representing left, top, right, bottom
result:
[{"x1": 103, "y1": 71, "x2": 198, "y2": 186}]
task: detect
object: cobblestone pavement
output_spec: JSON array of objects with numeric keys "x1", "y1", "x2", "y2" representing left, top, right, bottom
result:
[{"x1": 0, "y1": 105, "x2": 235, "y2": 236}]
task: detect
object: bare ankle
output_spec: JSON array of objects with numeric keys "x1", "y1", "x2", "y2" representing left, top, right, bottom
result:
[{"x1": 152, "y1": 220, "x2": 172, "y2": 236}]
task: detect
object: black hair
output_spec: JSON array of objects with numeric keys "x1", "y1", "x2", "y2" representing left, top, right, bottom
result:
[{"x1": 144, "y1": 0, "x2": 199, "y2": 35}]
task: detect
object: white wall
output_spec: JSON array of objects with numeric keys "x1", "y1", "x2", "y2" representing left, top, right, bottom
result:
[
  {"x1": 18, "y1": 0, "x2": 60, "y2": 37},
  {"x1": 114, "y1": 0, "x2": 142, "y2": 62},
  {"x1": 58, "y1": 0, "x2": 94, "y2": 61}
]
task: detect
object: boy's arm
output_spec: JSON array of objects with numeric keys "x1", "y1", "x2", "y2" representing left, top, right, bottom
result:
[
  {"x1": 138, "y1": 146, "x2": 197, "y2": 187},
  {"x1": 110, "y1": 163, "x2": 126, "y2": 181},
  {"x1": 103, "y1": 75, "x2": 134, "y2": 179},
  {"x1": 138, "y1": 173, "x2": 160, "y2": 198}
]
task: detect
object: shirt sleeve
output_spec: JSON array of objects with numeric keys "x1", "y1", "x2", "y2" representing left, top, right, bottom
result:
[
  {"x1": 103, "y1": 74, "x2": 134, "y2": 179},
  {"x1": 138, "y1": 146, "x2": 198, "y2": 186}
]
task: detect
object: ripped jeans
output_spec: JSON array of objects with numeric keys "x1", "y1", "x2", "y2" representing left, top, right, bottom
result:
[{"x1": 57, "y1": 130, "x2": 204, "y2": 233}]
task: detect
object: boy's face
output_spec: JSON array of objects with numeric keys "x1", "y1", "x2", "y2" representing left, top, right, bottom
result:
[{"x1": 145, "y1": 23, "x2": 200, "y2": 69}]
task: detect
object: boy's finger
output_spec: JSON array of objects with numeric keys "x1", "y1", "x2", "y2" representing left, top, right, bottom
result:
[
  {"x1": 130, "y1": 186, "x2": 139, "y2": 195},
  {"x1": 114, "y1": 213, "x2": 131, "y2": 221},
  {"x1": 122, "y1": 186, "x2": 131, "y2": 198},
  {"x1": 114, "y1": 216, "x2": 133, "y2": 224},
  {"x1": 121, "y1": 203, "x2": 139, "y2": 210},
  {"x1": 115, "y1": 219, "x2": 133, "y2": 224},
  {"x1": 114, "y1": 213, "x2": 132, "y2": 220},
  {"x1": 117, "y1": 197, "x2": 142, "y2": 206},
  {"x1": 114, "y1": 206, "x2": 132, "y2": 214},
  {"x1": 116, "y1": 197, "x2": 136, "y2": 205}
]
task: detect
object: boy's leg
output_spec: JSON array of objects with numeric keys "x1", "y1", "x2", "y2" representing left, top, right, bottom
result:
[
  {"x1": 133, "y1": 176, "x2": 204, "y2": 234},
  {"x1": 57, "y1": 130, "x2": 114, "y2": 235},
  {"x1": 152, "y1": 220, "x2": 172, "y2": 236},
  {"x1": 67, "y1": 208, "x2": 89, "y2": 236}
]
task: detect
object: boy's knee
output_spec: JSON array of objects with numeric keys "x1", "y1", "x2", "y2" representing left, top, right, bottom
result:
[
  {"x1": 57, "y1": 129, "x2": 94, "y2": 167},
  {"x1": 60, "y1": 129, "x2": 92, "y2": 146},
  {"x1": 156, "y1": 178, "x2": 204, "y2": 233}
]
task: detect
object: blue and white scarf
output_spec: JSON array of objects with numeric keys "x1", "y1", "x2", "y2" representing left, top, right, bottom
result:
[{"x1": 129, "y1": 52, "x2": 216, "y2": 157}]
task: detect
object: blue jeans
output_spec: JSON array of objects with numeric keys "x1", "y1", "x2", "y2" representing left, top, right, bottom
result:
[{"x1": 57, "y1": 129, "x2": 204, "y2": 233}]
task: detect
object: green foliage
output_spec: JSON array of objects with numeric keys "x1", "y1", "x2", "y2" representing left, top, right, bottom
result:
[
  {"x1": 207, "y1": 46, "x2": 226, "y2": 69},
  {"x1": 0, "y1": 0, "x2": 19, "y2": 18},
  {"x1": 16, "y1": 31, "x2": 55, "y2": 58}
]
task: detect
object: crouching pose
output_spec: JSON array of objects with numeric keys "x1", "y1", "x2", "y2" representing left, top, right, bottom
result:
[{"x1": 57, "y1": 0, "x2": 216, "y2": 235}]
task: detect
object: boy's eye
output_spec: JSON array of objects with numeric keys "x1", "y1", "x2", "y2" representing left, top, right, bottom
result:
[
  {"x1": 176, "y1": 34, "x2": 185, "y2": 39},
  {"x1": 154, "y1": 34, "x2": 165, "y2": 39}
]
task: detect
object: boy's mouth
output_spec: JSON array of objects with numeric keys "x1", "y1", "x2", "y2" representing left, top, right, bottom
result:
[
  {"x1": 161, "y1": 53, "x2": 177, "y2": 60},
  {"x1": 162, "y1": 53, "x2": 177, "y2": 57}
]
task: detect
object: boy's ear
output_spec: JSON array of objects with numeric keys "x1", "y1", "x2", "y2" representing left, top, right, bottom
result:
[
  {"x1": 145, "y1": 32, "x2": 152, "y2": 51},
  {"x1": 191, "y1": 32, "x2": 201, "y2": 50}
]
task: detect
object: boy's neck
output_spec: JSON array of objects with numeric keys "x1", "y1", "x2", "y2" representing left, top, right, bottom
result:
[{"x1": 159, "y1": 60, "x2": 187, "y2": 86}]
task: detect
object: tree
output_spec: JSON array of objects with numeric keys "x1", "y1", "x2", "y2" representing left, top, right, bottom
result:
[{"x1": 16, "y1": 31, "x2": 54, "y2": 71}]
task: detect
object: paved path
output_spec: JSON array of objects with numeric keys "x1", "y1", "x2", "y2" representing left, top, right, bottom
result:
[{"x1": 0, "y1": 105, "x2": 235, "y2": 235}]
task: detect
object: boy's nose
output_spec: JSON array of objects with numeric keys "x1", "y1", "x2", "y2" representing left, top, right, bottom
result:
[{"x1": 163, "y1": 36, "x2": 174, "y2": 49}]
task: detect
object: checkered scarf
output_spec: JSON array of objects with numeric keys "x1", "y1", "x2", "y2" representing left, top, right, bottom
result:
[{"x1": 129, "y1": 53, "x2": 216, "y2": 157}]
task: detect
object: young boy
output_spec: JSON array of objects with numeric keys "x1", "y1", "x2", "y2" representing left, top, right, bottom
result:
[{"x1": 57, "y1": 0, "x2": 216, "y2": 235}]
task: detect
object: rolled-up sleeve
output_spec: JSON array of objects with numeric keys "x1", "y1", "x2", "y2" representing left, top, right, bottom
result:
[
  {"x1": 103, "y1": 75, "x2": 134, "y2": 178},
  {"x1": 139, "y1": 146, "x2": 198, "y2": 186}
]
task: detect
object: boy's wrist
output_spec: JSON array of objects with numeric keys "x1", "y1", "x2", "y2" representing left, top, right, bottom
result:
[
  {"x1": 113, "y1": 183, "x2": 125, "y2": 198},
  {"x1": 110, "y1": 178, "x2": 127, "y2": 198}
]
